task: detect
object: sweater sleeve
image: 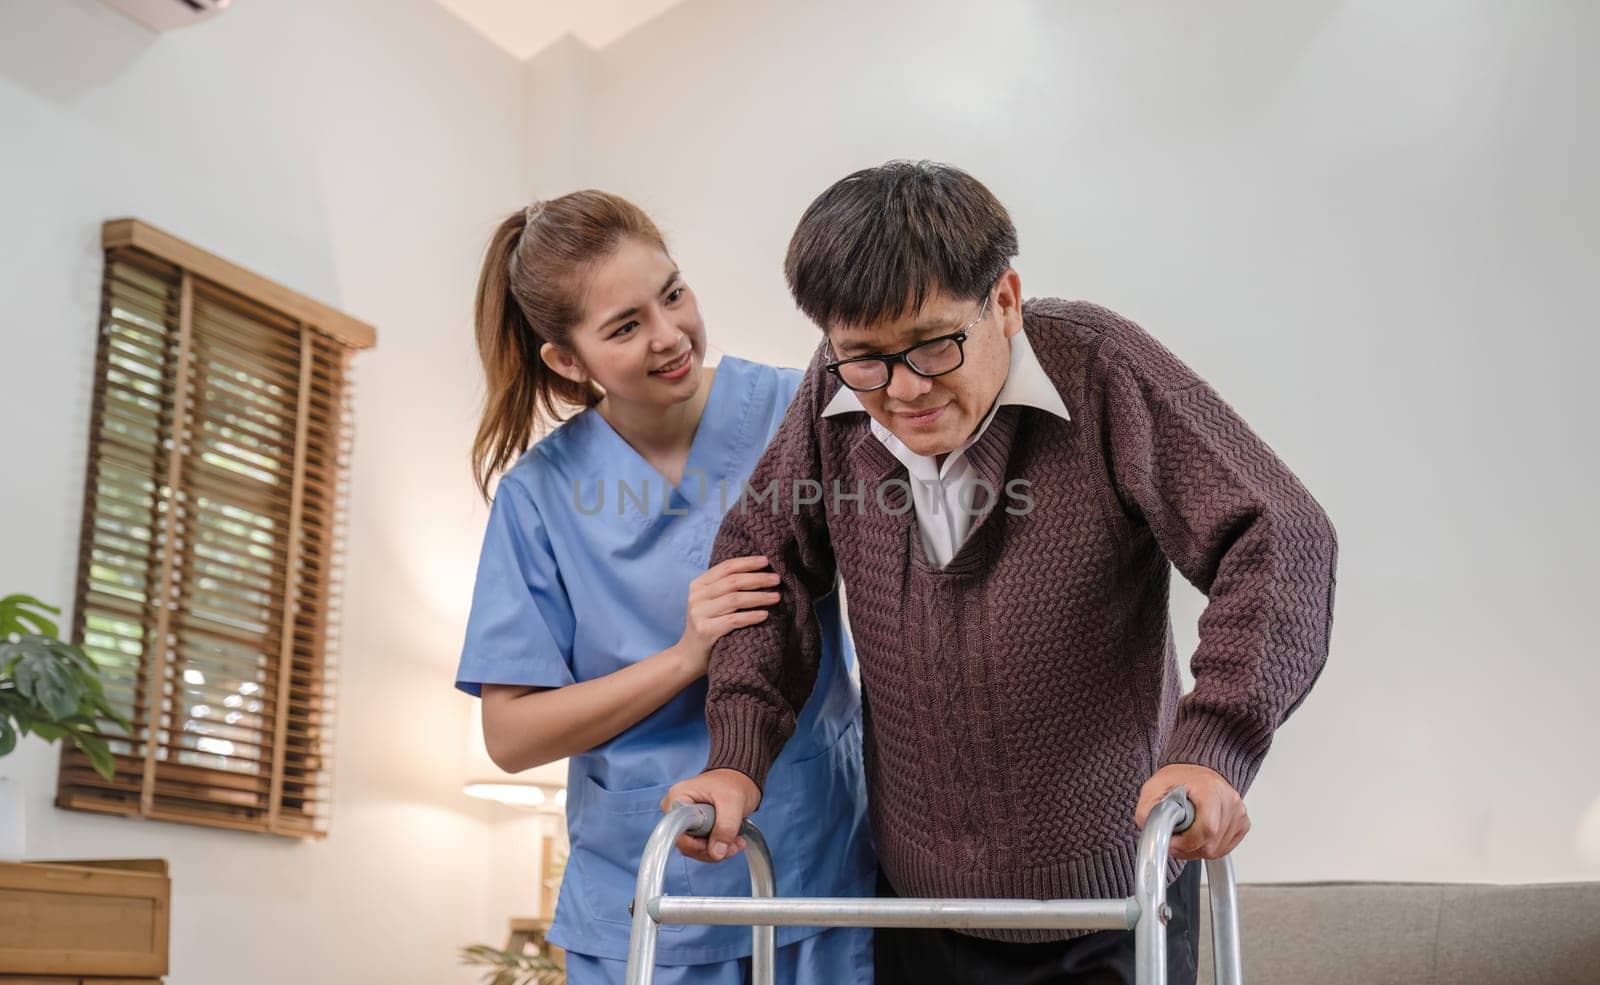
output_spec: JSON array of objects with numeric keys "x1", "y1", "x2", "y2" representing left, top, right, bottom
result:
[
  {"x1": 1094, "y1": 313, "x2": 1338, "y2": 796},
  {"x1": 703, "y1": 345, "x2": 839, "y2": 791}
]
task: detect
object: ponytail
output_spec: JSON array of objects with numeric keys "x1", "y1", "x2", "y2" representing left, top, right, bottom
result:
[{"x1": 470, "y1": 193, "x2": 668, "y2": 499}]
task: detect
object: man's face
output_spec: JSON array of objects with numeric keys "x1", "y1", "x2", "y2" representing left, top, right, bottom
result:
[{"x1": 826, "y1": 270, "x2": 1023, "y2": 458}]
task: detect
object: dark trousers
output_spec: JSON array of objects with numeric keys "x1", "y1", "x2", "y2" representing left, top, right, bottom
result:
[{"x1": 873, "y1": 862, "x2": 1201, "y2": 985}]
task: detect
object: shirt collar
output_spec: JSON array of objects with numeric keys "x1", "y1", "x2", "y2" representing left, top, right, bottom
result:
[{"x1": 819, "y1": 325, "x2": 1072, "y2": 422}]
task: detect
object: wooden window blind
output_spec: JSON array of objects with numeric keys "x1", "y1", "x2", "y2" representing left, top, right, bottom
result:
[{"x1": 56, "y1": 220, "x2": 376, "y2": 838}]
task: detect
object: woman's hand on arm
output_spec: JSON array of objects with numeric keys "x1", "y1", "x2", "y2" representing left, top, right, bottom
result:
[{"x1": 678, "y1": 554, "x2": 782, "y2": 664}]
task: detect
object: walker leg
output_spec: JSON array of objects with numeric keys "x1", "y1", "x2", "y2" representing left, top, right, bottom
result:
[
  {"x1": 626, "y1": 804, "x2": 715, "y2": 985},
  {"x1": 625, "y1": 805, "x2": 779, "y2": 985},
  {"x1": 1134, "y1": 883, "x2": 1169, "y2": 985},
  {"x1": 1204, "y1": 857, "x2": 1244, "y2": 985},
  {"x1": 741, "y1": 821, "x2": 777, "y2": 985},
  {"x1": 1134, "y1": 788, "x2": 1191, "y2": 985}
]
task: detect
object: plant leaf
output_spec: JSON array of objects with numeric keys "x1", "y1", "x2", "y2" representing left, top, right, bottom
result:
[
  {"x1": 0, "y1": 594, "x2": 58, "y2": 612},
  {"x1": 13, "y1": 609, "x2": 60, "y2": 639},
  {"x1": 0, "y1": 596, "x2": 22, "y2": 638},
  {"x1": 12, "y1": 636, "x2": 86, "y2": 719},
  {"x1": 89, "y1": 695, "x2": 132, "y2": 732},
  {"x1": 0, "y1": 595, "x2": 62, "y2": 639},
  {"x1": 73, "y1": 731, "x2": 117, "y2": 781},
  {"x1": 0, "y1": 642, "x2": 22, "y2": 677},
  {"x1": 458, "y1": 942, "x2": 564, "y2": 985},
  {"x1": 91, "y1": 695, "x2": 131, "y2": 732},
  {"x1": 29, "y1": 721, "x2": 67, "y2": 741},
  {"x1": 0, "y1": 615, "x2": 128, "y2": 770},
  {"x1": 58, "y1": 644, "x2": 97, "y2": 674},
  {"x1": 76, "y1": 661, "x2": 108, "y2": 690}
]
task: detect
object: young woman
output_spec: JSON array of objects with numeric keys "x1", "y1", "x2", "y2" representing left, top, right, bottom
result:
[{"x1": 454, "y1": 191, "x2": 874, "y2": 985}]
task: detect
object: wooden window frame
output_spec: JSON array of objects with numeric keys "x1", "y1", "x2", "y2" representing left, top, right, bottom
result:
[{"x1": 55, "y1": 219, "x2": 375, "y2": 839}]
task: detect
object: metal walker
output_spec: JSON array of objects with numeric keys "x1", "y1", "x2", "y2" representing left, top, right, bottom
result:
[{"x1": 626, "y1": 787, "x2": 1244, "y2": 985}]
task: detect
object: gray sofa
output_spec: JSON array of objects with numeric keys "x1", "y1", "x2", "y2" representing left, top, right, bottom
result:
[{"x1": 1197, "y1": 881, "x2": 1600, "y2": 984}]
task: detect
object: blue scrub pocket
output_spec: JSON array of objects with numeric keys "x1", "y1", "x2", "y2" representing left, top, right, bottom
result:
[
  {"x1": 669, "y1": 731, "x2": 869, "y2": 908},
  {"x1": 569, "y1": 776, "x2": 695, "y2": 935},
  {"x1": 765, "y1": 721, "x2": 874, "y2": 899}
]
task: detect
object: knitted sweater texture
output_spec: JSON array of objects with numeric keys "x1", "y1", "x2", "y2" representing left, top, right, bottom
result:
[{"x1": 704, "y1": 299, "x2": 1338, "y2": 941}]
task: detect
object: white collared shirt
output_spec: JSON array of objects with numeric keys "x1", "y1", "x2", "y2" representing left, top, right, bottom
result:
[{"x1": 820, "y1": 327, "x2": 1072, "y2": 567}]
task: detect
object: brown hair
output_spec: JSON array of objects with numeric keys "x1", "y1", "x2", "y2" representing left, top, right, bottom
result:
[
  {"x1": 471, "y1": 190, "x2": 669, "y2": 498},
  {"x1": 783, "y1": 160, "x2": 1018, "y2": 330}
]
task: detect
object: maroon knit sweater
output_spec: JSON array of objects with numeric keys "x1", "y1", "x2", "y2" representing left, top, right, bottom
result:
[{"x1": 704, "y1": 299, "x2": 1337, "y2": 941}]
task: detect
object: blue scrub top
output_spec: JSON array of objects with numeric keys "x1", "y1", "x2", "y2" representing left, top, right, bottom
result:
[{"x1": 456, "y1": 356, "x2": 875, "y2": 964}]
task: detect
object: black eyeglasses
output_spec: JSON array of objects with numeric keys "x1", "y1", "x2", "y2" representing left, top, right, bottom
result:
[{"x1": 825, "y1": 293, "x2": 992, "y2": 392}]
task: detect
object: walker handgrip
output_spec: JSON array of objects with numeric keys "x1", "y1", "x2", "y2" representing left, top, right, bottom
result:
[
  {"x1": 675, "y1": 802, "x2": 716, "y2": 839},
  {"x1": 1169, "y1": 788, "x2": 1196, "y2": 835}
]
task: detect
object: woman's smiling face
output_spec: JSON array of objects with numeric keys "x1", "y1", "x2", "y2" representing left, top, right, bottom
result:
[{"x1": 547, "y1": 236, "x2": 708, "y2": 407}]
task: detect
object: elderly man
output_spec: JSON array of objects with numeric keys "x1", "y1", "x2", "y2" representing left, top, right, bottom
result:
[{"x1": 663, "y1": 160, "x2": 1338, "y2": 985}]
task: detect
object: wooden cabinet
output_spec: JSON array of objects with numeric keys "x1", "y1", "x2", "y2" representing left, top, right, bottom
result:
[{"x1": 0, "y1": 859, "x2": 168, "y2": 983}]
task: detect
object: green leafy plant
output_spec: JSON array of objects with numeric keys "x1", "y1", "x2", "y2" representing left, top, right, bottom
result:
[
  {"x1": 459, "y1": 943, "x2": 564, "y2": 985},
  {"x1": 0, "y1": 595, "x2": 130, "y2": 779}
]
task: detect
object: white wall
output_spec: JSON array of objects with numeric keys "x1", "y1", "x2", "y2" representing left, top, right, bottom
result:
[
  {"x1": 0, "y1": 1, "x2": 550, "y2": 982},
  {"x1": 522, "y1": 0, "x2": 1600, "y2": 883}
]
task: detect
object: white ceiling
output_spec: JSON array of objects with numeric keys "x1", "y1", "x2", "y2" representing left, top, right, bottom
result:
[{"x1": 432, "y1": 0, "x2": 690, "y2": 60}]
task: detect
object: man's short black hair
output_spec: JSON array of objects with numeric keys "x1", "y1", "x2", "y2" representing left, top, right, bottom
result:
[{"x1": 783, "y1": 160, "x2": 1019, "y2": 330}]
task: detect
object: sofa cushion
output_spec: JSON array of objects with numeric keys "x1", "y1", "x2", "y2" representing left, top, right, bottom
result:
[{"x1": 1197, "y1": 881, "x2": 1600, "y2": 985}]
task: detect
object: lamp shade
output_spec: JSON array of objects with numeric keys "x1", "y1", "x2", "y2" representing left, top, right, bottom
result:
[{"x1": 464, "y1": 699, "x2": 568, "y2": 812}]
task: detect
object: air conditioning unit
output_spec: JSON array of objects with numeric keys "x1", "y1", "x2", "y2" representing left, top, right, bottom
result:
[{"x1": 101, "y1": 0, "x2": 231, "y2": 32}]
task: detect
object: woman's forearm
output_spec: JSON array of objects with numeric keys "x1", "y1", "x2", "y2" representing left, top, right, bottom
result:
[{"x1": 480, "y1": 644, "x2": 703, "y2": 772}]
